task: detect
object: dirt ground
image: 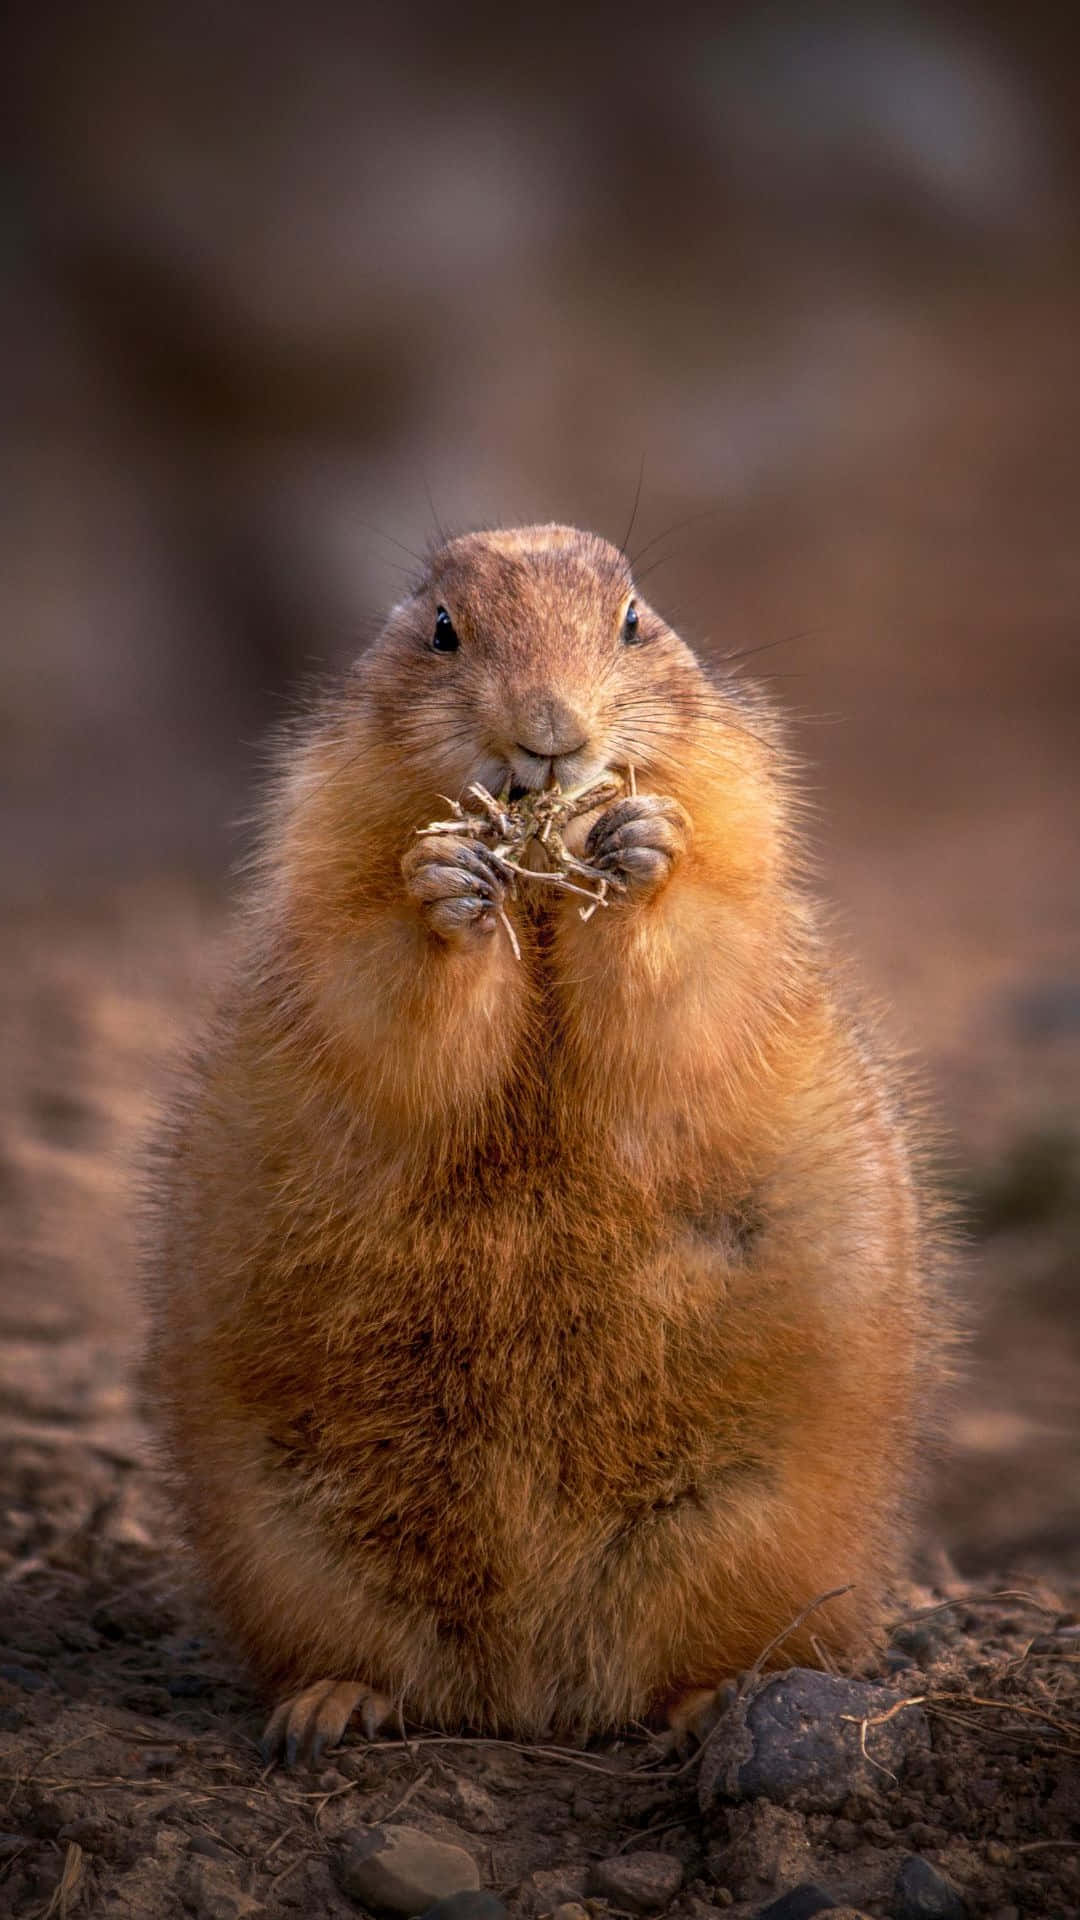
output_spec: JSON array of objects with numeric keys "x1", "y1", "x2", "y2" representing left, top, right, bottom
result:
[{"x1": 0, "y1": 883, "x2": 1077, "y2": 1920}]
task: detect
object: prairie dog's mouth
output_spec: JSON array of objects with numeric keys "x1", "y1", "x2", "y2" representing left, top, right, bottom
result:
[{"x1": 504, "y1": 749, "x2": 612, "y2": 803}]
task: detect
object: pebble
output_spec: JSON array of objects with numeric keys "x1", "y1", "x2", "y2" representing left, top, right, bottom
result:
[
  {"x1": 708, "y1": 1801, "x2": 815, "y2": 1895},
  {"x1": 517, "y1": 1868, "x2": 587, "y2": 1916},
  {"x1": 698, "y1": 1670, "x2": 930, "y2": 1813},
  {"x1": 755, "y1": 1887, "x2": 838, "y2": 1919},
  {"x1": 317, "y1": 1767, "x2": 351, "y2": 1792},
  {"x1": 0, "y1": 1665, "x2": 48, "y2": 1691},
  {"x1": 57, "y1": 1816, "x2": 134, "y2": 1867},
  {"x1": 333, "y1": 1823, "x2": 480, "y2": 1915},
  {"x1": 181, "y1": 1855, "x2": 263, "y2": 1919},
  {"x1": 892, "y1": 1855, "x2": 967, "y2": 1920},
  {"x1": 586, "y1": 1852, "x2": 684, "y2": 1913},
  {"x1": 420, "y1": 1896, "x2": 508, "y2": 1920},
  {"x1": 829, "y1": 1820, "x2": 859, "y2": 1853},
  {"x1": 445, "y1": 1776, "x2": 506, "y2": 1834},
  {"x1": 188, "y1": 1833, "x2": 234, "y2": 1864},
  {"x1": 167, "y1": 1671, "x2": 213, "y2": 1697}
]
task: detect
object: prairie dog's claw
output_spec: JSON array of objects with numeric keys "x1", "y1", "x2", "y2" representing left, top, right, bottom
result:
[
  {"x1": 585, "y1": 795, "x2": 691, "y2": 899},
  {"x1": 402, "y1": 836, "x2": 507, "y2": 945},
  {"x1": 260, "y1": 1679, "x2": 395, "y2": 1769}
]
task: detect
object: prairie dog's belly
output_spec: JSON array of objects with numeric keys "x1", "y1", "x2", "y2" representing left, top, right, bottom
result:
[
  {"x1": 239, "y1": 1214, "x2": 771, "y2": 1622},
  {"x1": 178, "y1": 1159, "x2": 817, "y2": 1715},
  {"x1": 249, "y1": 1352, "x2": 751, "y2": 1699}
]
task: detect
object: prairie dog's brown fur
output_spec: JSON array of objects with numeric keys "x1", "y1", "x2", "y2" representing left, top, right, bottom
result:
[{"x1": 145, "y1": 523, "x2": 949, "y2": 1752}]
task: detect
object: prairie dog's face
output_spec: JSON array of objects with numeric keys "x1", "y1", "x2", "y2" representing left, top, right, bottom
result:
[{"x1": 363, "y1": 524, "x2": 709, "y2": 805}]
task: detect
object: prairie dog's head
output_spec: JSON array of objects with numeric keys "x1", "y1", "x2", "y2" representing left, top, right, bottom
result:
[{"x1": 358, "y1": 523, "x2": 716, "y2": 806}]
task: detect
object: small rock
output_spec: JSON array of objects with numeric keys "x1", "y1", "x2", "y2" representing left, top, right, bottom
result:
[
  {"x1": 189, "y1": 1833, "x2": 234, "y2": 1863},
  {"x1": 420, "y1": 1896, "x2": 508, "y2": 1920},
  {"x1": 549, "y1": 1906, "x2": 589, "y2": 1920},
  {"x1": 698, "y1": 1670, "x2": 930, "y2": 1813},
  {"x1": 861, "y1": 1819, "x2": 894, "y2": 1848},
  {"x1": 892, "y1": 1856, "x2": 966, "y2": 1920},
  {"x1": 0, "y1": 1665, "x2": 48, "y2": 1691},
  {"x1": 445, "y1": 1777, "x2": 506, "y2": 1834},
  {"x1": 93, "y1": 1593, "x2": 175, "y2": 1640},
  {"x1": 120, "y1": 1684, "x2": 175, "y2": 1715},
  {"x1": 57, "y1": 1623, "x2": 100, "y2": 1654},
  {"x1": 908, "y1": 1826, "x2": 945, "y2": 1852},
  {"x1": 586, "y1": 1853, "x2": 684, "y2": 1914},
  {"x1": 167, "y1": 1670, "x2": 213, "y2": 1697},
  {"x1": 317, "y1": 1767, "x2": 351, "y2": 1792},
  {"x1": 755, "y1": 1886, "x2": 838, "y2": 1919},
  {"x1": 334, "y1": 1824, "x2": 480, "y2": 1915},
  {"x1": 518, "y1": 1869, "x2": 587, "y2": 1917},
  {"x1": 709, "y1": 1803, "x2": 815, "y2": 1898},
  {"x1": 181, "y1": 1855, "x2": 263, "y2": 1918},
  {"x1": 829, "y1": 1820, "x2": 858, "y2": 1853},
  {"x1": 57, "y1": 1817, "x2": 133, "y2": 1866}
]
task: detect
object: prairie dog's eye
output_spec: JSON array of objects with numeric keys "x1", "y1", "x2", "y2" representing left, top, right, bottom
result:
[
  {"x1": 432, "y1": 607, "x2": 459, "y2": 653},
  {"x1": 622, "y1": 601, "x2": 641, "y2": 645}
]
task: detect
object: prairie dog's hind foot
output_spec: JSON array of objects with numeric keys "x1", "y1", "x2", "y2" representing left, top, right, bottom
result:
[
  {"x1": 660, "y1": 1681, "x2": 740, "y2": 1754},
  {"x1": 260, "y1": 1679, "x2": 395, "y2": 1769}
]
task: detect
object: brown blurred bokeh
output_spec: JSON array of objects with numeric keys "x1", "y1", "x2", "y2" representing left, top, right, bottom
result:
[{"x1": 1, "y1": 0, "x2": 1078, "y2": 1573}]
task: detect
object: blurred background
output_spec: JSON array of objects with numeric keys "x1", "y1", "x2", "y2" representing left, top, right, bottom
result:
[{"x1": 1, "y1": 0, "x2": 1078, "y2": 1579}]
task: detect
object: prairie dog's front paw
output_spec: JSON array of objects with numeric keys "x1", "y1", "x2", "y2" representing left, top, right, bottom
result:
[
  {"x1": 402, "y1": 835, "x2": 507, "y2": 945},
  {"x1": 585, "y1": 795, "x2": 691, "y2": 900}
]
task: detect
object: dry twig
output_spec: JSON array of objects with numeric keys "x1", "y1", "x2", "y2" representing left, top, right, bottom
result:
[
  {"x1": 417, "y1": 774, "x2": 627, "y2": 952},
  {"x1": 38, "y1": 1842, "x2": 83, "y2": 1920}
]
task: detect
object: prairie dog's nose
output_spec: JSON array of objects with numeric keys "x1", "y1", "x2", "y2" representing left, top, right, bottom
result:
[{"x1": 512, "y1": 692, "x2": 589, "y2": 760}]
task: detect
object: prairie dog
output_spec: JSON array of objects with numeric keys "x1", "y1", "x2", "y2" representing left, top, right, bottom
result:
[{"x1": 144, "y1": 523, "x2": 949, "y2": 1762}]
